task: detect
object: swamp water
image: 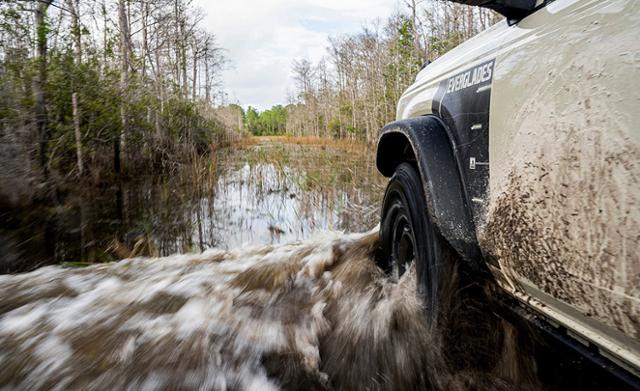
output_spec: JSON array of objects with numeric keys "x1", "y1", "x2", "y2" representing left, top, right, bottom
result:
[
  {"x1": 0, "y1": 140, "x2": 536, "y2": 390},
  {"x1": 0, "y1": 140, "x2": 385, "y2": 273}
]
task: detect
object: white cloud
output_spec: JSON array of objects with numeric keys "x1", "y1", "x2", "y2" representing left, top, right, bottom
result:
[{"x1": 194, "y1": 0, "x2": 400, "y2": 110}]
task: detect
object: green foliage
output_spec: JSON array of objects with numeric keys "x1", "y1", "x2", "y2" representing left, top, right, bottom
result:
[
  {"x1": 244, "y1": 105, "x2": 288, "y2": 136},
  {"x1": 0, "y1": 0, "x2": 233, "y2": 189},
  {"x1": 245, "y1": 106, "x2": 260, "y2": 134},
  {"x1": 345, "y1": 125, "x2": 360, "y2": 136},
  {"x1": 383, "y1": 16, "x2": 423, "y2": 104},
  {"x1": 1, "y1": 42, "x2": 229, "y2": 179},
  {"x1": 46, "y1": 52, "x2": 114, "y2": 169},
  {"x1": 328, "y1": 117, "x2": 341, "y2": 138}
]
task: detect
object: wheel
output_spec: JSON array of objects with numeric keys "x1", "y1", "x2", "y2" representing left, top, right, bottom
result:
[
  {"x1": 378, "y1": 162, "x2": 456, "y2": 327},
  {"x1": 378, "y1": 162, "x2": 505, "y2": 372},
  {"x1": 378, "y1": 162, "x2": 508, "y2": 372}
]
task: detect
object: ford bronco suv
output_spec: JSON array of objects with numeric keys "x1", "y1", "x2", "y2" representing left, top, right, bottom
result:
[{"x1": 375, "y1": 0, "x2": 639, "y2": 386}]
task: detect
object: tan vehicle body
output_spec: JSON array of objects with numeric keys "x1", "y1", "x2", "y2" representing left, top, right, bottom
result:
[{"x1": 396, "y1": 0, "x2": 640, "y2": 374}]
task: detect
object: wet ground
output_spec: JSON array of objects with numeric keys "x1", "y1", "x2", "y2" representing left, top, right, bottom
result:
[{"x1": 0, "y1": 138, "x2": 386, "y2": 273}]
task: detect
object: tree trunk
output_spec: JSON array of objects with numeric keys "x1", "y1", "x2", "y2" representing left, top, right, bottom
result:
[
  {"x1": 102, "y1": 1, "x2": 108, "y2": 72},
  {"x1": 409, "y1": 0, "x2": 421, "y2": 57},
  {"x1": 67, "y1": 0, "x2": 83, "y2": 176},
  {"x1": 181, "y1": 28, "x2": 188, "y2": 98},
  {"x1": 34, "y1": 0, "x2": 52, "y2": 180},
  {"x1": 192, "y1": 42, "x2": 198, "y2": 101},
  {"x1": 154, "y1": 35, "x2": 164, "y2": 139},
  {"x1": 72, "y1": 92, "x2": 83, "y2": 175},
  {"x1": 467, "y1": 6, "x2": 474, "y2": 38},
  {"x1": 141, "y1": 1, "x2": 149, "y2": 79},
  {"x1": 174, "y1": 0, "x2": 188, "y2": 97},
  {"x1": 204, "y1": 45, "x2": 210, "y2": 103},
  {"x1": 117, "y1": 0, "x2": 131, "y2": 174},
  {"x1": 67, "y1": 0, "x2": 82, "y2": 62}
]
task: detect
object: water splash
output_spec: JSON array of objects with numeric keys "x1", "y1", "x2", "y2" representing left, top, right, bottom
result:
[{"x1": 0, "y1": 229, "x2": 535, "y2": 390}]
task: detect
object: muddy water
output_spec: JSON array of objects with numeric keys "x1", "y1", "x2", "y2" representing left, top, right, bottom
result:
[
  {"x1": 0, "y1": 139, "x2": 386, "y2": 273},
  {"x1": 0, "y1": 230, "x2": 534, "y2": 390}
]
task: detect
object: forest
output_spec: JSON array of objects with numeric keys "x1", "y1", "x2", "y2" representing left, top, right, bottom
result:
[
  {"x1": 0, "y1": 0, "x2": 231, "y2": 207},
  {"x1": 0, "y1": 0, "x2": 498, "y2": 207}
]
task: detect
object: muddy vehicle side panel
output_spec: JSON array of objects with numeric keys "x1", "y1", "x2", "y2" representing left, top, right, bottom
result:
[
  {"x1": 486, "y1": 0, "x2": 640, "y2": 374},
  {"x1": 430, "y1": 59, "x2": 494, "y2": 223},
  {"x1": 391, "y1": 0, "x2": 640, "y2": 374}
]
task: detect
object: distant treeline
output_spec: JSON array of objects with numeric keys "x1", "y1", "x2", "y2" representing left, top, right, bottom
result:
[
  {"x1": 243, "y1": 106, "x2": 288, "y2": 136},
  {"x1": 0, "y1": 0, "x2": 234, "y2": 206},
  {"x1": 244, "y1": 1, "x2": 500, "y2": 141}
]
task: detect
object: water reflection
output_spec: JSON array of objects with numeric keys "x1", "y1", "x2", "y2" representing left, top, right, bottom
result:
[{"x1": 0, "y1": 140, "x2": 386, "y2": 273}]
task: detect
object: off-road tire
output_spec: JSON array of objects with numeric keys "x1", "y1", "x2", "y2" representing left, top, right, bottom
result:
[
  {"x1": 378, "y1": 162, "x2": 456, "y2": 328},
  {"x1": 378, "y1": 162, "x2": 504, "y2": 372}
]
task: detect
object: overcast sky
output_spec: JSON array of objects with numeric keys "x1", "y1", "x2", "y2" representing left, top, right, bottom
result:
[{"x1": 194, "y1": 0, "x2": 400, "y2": 111}]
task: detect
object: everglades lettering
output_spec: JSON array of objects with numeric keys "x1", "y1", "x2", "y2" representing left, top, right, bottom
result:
[{"x1": 446, "y1": 62, "x2": 493, "y2": 94}]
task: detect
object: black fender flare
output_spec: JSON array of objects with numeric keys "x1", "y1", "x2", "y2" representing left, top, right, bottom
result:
[{"x1": 376, "y1": 115, "x2": 482, "y2": 267}]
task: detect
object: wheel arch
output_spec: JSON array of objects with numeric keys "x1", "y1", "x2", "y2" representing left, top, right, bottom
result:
[{"x1": 376, "y1": 115, "x2": 483, "y2": 267}]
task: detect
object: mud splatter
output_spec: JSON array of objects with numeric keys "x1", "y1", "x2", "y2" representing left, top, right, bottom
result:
[
  {"x1": 481, "y1": 58, "x2": 640, "y2": 340},
  {"x1": 0, "y1": 230, "x2": 537, "y2": 390}
]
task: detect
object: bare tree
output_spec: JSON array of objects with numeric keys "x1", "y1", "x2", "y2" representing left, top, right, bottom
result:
[
  {"x1": 405, "y1": 0, "x2": 425, "y2": 57},
  {"x1": 67, "y1": 0, "x2": 84, "y2": 175},
  {"x1": 117, "y1": 0, "x2": 133, "y2": 174},
  {"x1": 34, "y1": 0, "x2": 53, "y2": 179},
  {"x1": 284, "y1": 3, "x2": 499, "y2": 142}
]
